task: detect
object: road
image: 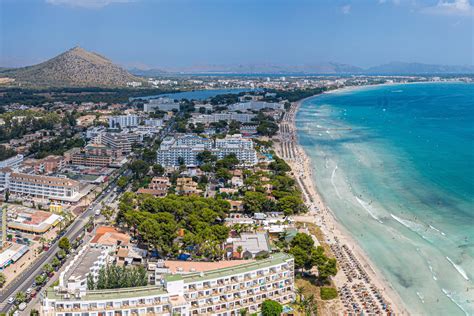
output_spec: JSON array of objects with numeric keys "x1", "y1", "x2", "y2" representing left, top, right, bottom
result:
[
  {"x1": 0, "y1": 113, "x2": 171, "y2": 313},
  {"x1": 0, "y1": 169, "x2": 129, "y2": 313}
]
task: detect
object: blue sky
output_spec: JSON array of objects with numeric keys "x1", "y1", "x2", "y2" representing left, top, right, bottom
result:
[{"x1": 1, "y1": 0, "x2": 473, "y2": 68}]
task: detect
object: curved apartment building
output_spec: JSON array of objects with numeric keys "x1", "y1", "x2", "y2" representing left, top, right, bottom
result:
[{"x1": 41, "y1": 252, "x2": 294, "y2": 316}]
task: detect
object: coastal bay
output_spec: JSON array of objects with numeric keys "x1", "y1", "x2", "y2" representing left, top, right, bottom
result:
[{"x1": 294, "y1": 83, "x2": 474, "y2": 315}]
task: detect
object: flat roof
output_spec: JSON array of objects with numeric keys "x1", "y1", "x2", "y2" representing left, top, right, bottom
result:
[
  {"x1": 66, "y1": 247, "x2": 104, "y2": 282},
  {"x1": 163, "y1": 259, "x2": 254, "y2": 274},
  {"x1": 47, "y1": 252, "x2": 293, "y2": 301},
  {"x1": 165, "y1": 252, "x2": 292, "y2": 284},
  {"x1": 47, "y1": 285, "x2": 167, "y2": 301}
]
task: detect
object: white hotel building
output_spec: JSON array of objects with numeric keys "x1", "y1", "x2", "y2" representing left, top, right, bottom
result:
[
  {"x1": 156, "y1": 134, "x2": 257, "y2": 167},
  {"x1": 190, "y1": 113, "x2": 256, "y2": 125},
  {"x1": 41, "y1": 252, "x2": 295, "y2": 316},
  {"x1": 0, "y1": 154, "x2": 24, "y2": 170},
  {"x1": 0, "y1": 169, "x2": 81, "y2": 202},
  {"x1": 109, "y1": 115, "x2": 140, "y2": 129}
]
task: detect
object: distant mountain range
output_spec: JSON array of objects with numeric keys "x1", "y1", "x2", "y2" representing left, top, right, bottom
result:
[
  {"x1": 129, "y1": 62, "x2": 474, "y2": 76},
  {"x1": 0, "y1": 47, "x2": 142, "y2": 87},
  {"x1": 1, "y1": 47, "x2": 472, "y2": 88}
]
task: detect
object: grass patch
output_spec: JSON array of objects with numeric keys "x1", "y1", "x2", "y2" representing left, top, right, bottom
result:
[{"x1": 320, "y1": 287, "x2": 338, "y2": 300}]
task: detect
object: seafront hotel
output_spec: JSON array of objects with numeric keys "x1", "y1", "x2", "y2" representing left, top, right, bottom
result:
[{"x1": 41, "y1": 252, "x2": 295, "y2": 316}]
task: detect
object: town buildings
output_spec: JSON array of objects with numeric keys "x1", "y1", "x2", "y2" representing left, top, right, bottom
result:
[
  {"x1": 228, "y1": 101, "x2": 284, "y2": 111},
  {"x1": 144, "y1": 98, "x2": 180, "y2": 112},
  {"x1": 7, "y1": 208, "x2": 62, "y2": 235},
  {"x1": 137, "y1": 177, "x2": 170, "y2": 197},
  {"x1": 190, "y1": 113, "x2": 256, "y2": 125},
  {"x1": 156, "y1": 134, "x2": 257, "y2": 167},
  {"x1": 41, "y1": 252, "x2": 295, "y2": 316},
  {"x1": 109, "y1": 115, "x2": 140, "y2": 129},
  {"x1": 65, "y1": 145, "x2": 113, "y2": 167},
  {"x1": 0, "y1": 169, "x2": 81, "y2": 202},
  {"x1": 101, "y1": 131, "x2": 142, "y2": 156},
  {"x1": 0, "y1": 154, "x2": 23, "y2": 170}
]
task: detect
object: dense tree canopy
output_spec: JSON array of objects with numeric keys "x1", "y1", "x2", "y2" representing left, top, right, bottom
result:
[
  {"x1": 117, "y1": 193, "x2": 230, "y2": 259},
  {"x1": 288, "y1": 233, "x2": 337, "y2": 283},
  {"x1": 261, "y1": 299, "x2": 283, "y2": 316}
]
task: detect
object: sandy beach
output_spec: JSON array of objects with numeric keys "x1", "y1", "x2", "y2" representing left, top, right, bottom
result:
[{"x1": 276, "y1": 95, "x2": 409, "y2": 315}]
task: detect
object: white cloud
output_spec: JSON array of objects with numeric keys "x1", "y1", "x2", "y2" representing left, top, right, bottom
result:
[
  {"x1": 422, "y1": 0, "x2": 474, "y2": 16},
  {"x1": 45, "y1": 0, "x2": 135, "y2": 9},
  {"x1": 341, "y1": 4, "x2": 351, "y2": 14}
]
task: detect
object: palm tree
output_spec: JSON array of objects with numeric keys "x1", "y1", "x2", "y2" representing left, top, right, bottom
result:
[
  {"x1": 295, "y1": 286, "x2": 305, "y2": 302},
  {"x1": 236, "y1": 245, "x2": 243, "y2": 258},
  {"x1": 233, "y1": 224, "x2": 243, "y2": 235},
  {"x1": 39, "y1": 237, "x2": 47, "y2": 250},
  {"x1": 304, "y1": 294, "x2": 317, "y2": 316},
  {"x1": 15, "y1": 291, "x2": 26, "y2": 303}
]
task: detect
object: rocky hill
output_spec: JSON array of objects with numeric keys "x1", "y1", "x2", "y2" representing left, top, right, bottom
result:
[{"x1": 0, "y1": 47, "x2": 143, "y2": 87}]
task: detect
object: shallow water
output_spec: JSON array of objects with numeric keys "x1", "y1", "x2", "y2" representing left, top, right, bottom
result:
[{"x1": 296, "y1": 83, "x2": 474, "y2": 315}]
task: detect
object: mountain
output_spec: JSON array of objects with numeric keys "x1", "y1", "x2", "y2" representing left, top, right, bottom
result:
[
  {"x1": 366, "y1": 62, "x2": 474, "y2": 74},
  {"x1": 139, "y1": 62, "x2": 364, "y2": 75},
  {"x1": 135, "y1": 61, "x2": 473, "y2": 75},
  {"x1": 129, "y1": 67, "x2": 169, "y2": 77},
  {"x1": 0, "y1": 47, "x2": 143, "y2": 87}
]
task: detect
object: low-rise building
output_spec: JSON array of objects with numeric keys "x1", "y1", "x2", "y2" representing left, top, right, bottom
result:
[
  {"x1": 7, "y1": 209, "x2": 62, "y2": 234},
  {"x1": 23, "y1": 155, "x2": 65, "y2": 174},
  {"x1": 137, "y1": 177, "x2": 170, "y2": 197},
  {"x1": 226, "y1": 232, "x2": 271, "y2": 259},
  {"x1": 176, "y1": 177, "x2": 201, "y2": 196},
  {"x1": 76, "y1": 115, "x2": 96, "y2": 127},
  {"x1": 0, "y1": 243, "x2": 29, "y2": 271}
]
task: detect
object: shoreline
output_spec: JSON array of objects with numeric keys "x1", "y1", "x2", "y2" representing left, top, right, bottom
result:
[{"x1": 277, "y1": 89, "x2": 409, "y2": 315}]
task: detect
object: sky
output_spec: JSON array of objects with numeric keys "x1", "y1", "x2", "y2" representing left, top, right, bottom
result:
[{"x1": 0, "y1": 0, "x2": 473, "y2": 69}]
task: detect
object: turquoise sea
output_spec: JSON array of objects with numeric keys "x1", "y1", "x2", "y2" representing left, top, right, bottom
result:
[
  {"x1": 296, "y1": 83, "x2": 474, "y2": 315},
  {"x1": 132, "y1": 88, "x2": 254, "y2": 101}
]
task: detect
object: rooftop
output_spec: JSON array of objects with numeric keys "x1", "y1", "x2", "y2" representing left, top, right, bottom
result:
[
  {"x1": 65, "y1": 247, "x2": 104, "y2": 283},
  {"x1": 163, "y1": 259, "x2": 254, "y2": 274},
  {"x1": 91, "y1": 226, "x2": 130, "y2": 247},
  {"x1": 165, "y1": 252, "x2": 292, "y2": 284}
]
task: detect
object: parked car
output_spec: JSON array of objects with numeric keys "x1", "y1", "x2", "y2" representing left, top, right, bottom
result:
[{"x1": 7, "y1": 297, "x2": 14, "y2": 304}]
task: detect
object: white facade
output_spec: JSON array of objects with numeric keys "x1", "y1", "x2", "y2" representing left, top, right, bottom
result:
[
  {"x1": 228, "y1": 101, "x2": 283, "y2": 111},
  {"x1": 85, "y1": 126, "x2": 106, "y2": 142},
  {"x1": 156, "y1": 134, "x2": 257, "y2": 167},
  {"x1": 60, "y1": 246, "x2": 110, "y2": 293},
  {"x1": 41, "y1": 253, "x2": 294, "y2": 316},
  {"x1": 190, "y1": 113, "x2": 256, "y2": 125},
  {"x1": 101, "y1": 131, "x2": 142, "y2": 156},
  {"x1": 0, "y1": 169, "x2": 80, "y2": 201},
  {"x1": 144, "y1": 119, "x2": 164, "y2": 127},
  {"x1": 0, "y1": 154, "x2": 24, "y2": 170},
  {"x1": 109, "y1": 115, "x2": 140, "y2": 128}
]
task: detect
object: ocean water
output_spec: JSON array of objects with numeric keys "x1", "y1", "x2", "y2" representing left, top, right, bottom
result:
[
  {"x1": 133, "y1": 88, "x2": 254, "y2": 101},
  {"x1": 296, "y1": 83, "x2": 474, "y2": 315}
]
